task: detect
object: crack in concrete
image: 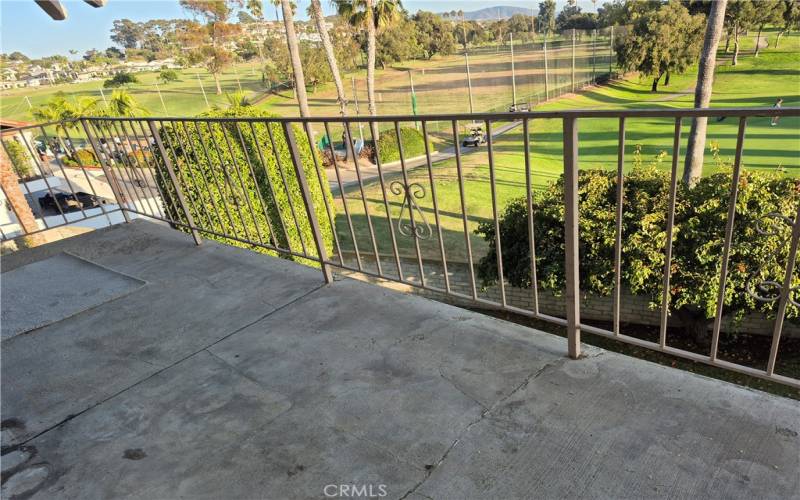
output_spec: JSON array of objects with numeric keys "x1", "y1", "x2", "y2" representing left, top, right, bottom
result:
[
  {"x1": 437, "y1": 367, "x2": 488, "y2": 412},
  {"x1": 397, "y1": 356, "x2": 569, "y2": 500}
]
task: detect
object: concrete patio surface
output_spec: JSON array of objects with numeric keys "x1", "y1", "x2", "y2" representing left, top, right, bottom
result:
[{"x1": 1, "y1": 220, "x2": 798, "y2": 499}]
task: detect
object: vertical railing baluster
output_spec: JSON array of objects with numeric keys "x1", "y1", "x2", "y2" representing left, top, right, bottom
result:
[
  {"x1": 219, "y1": 121, "x2": 265, "y2": 246},
  {"x1": 94, "y1": 121, "x2": 143, "y2": 216},
  {"x1": 159, "y1": 120, "x2": 208, "y2": 227},
  {"x1": 523, "y1": 118, "x2": 539, "y2": 315},
  {"x1": 38, "y1": 126, "x2": 88, "y2": 222},
  {"x1": 368, "y1": 121, "x2": 404, "y2": 281},
  {"x1": 344, "y1": 121, "x2": 382, "y2": 275},
  {"x1": 114, "y1": 120, "x2": 159, "y2": 217},
  {"x1": 299, "y1": 122, "x2": 343, "y2": 265},
  {"x1": 81, "y1": 119, "x2": 131, "y2": 223},
  {"x1": 192, "y1": 121, "x2": 238, "y2": 235},
  {"x1": 766, "y1": 202, "x2": 800, "y2": 376},
  {"x1": 208, "y1": 121, "x2": 254, "y2": 244},
  {"x1": 421, "y1": 120, "x2": 450, "y2": 293},
  {"x1": 18, "y1": 127, "x2": 70, "y2": 225},
  {"x1": 234, "y1": 122, "x2": 279, "y2": 248},
  {"x1": 147, "y1": 120, "x2": 202, "y2": 245},
  {"x1": 282, "y1": 122, "x2": 332, "y2": 283},
  {"x1": 168, "y1": 120, "x2": 218, "y2": 233},
  {"x1": 563, "y1": 116, "x2": 581, "y2": 359},
  {"x1": 323, "y1": 121, "x2": 362, "y2": 270},
  {"x1": 659, "y1": 117, "x2": 682, "y2": 348},
  {"x1": 264, "y1": 121, "x2": 309, "y2": 256},
  {"x1": 133, "y1": 119, "x2": 183, "y2": 221},
  {"x1": 710, "y1": 117, "x2": 747, "y2": 362},
  {"x1": 452, "y1": 120, "x2": 478, "y2": 300},
  {"x1": 486, "y1": 120, "x2": 507, "y2": 308},
  {"x1": 613, "y1": 117, "x2": 626, "y2": 336},
  {"x1": 1, "y1": 136, "x2": 51, "y2": 229},
  {"x1": 249, "y1": 121, "x2": 294, "y2": 252},
  {"x1": 62, "y1": 127, "x2": 113, "y2": 226},
  {"x1": 395, "y1": 120, "x2": 426, "y2": 286}
]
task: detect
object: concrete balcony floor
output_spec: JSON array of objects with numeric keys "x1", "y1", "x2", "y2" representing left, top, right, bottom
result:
[{"x1": 1, "y1": 221, "x2": 798, "y2": 499}]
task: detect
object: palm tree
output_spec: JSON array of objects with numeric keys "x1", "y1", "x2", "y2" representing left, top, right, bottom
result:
[
  {"x1": 683, "y1": 0, "x2": 728, "y2": 186},
  {"x1": 309, "y1": 0, "x2": 348, "y2": 115},
  {"x1": 225, "y1": 90, "x2": 252, "y2": 108},
  {"x1": 334, "y1": 0, "x2": 402, "y2": 121},
  {"x1": 280, "y1": 0, "x2": 311, "y2": 117},
  {"x1": 105, "y1": 90, "x2": 149, "y2": 117}
]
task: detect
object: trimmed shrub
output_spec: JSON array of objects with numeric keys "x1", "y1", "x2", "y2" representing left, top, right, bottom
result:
[
  {"x1": 3, "y1": 139, "x2": 33, "y2": 178},
  {"x1": 376, "y1": 127, "x2": 429, "y2": 164},
  {"x1": 476, "y1": 148, "x2": 800, "y2": 340},
  {"x1": 154, "y1": 107, "x2": 335, "y2": 267},
  {"x1": 126, "y1": 150, "x2": 153, "y2": 165}
]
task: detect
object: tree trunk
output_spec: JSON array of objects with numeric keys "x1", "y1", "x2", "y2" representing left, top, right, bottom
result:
[
  {"x1": 310, "y1": 0, "x2": 347, "y2": 116},
  {"x1": 651, "y1": 72, "x2": 662, "y2": 92},
  {"x1": 755, "y1": 25, "x2": 763, "y2": 57},
  {"x1": 281, "y1": 0, "x2": 310, "y2": 117},
  {"x1": 683, "y1": 0, "x2": 727, "y2": 186},
  {"x1": 212, "y1": 71, "x2": 222, "y2": 94},
  {"x1": 664, "y1": 71, "x2": 670, "y2": 86},
  {"x1": 365, "y1": 0, "x2": 378, "y2": 121},
  {"x1": 724, "y1": 33, "x2": 730, "y2": 53},
  {"x1": 732, "y1": 24, "x2": 740, "y2": 66},
  {"x1": 775, "y1": 30, "x2": 784, "y2": 48}
]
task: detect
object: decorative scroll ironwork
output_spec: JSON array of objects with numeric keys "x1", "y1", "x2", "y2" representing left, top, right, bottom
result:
[
  {"x1": 390, "y1": 181, "x2": 432, "y2": 240},
  {"x1": 745, "y1": 212, "x2": 800, "y2": 307}
]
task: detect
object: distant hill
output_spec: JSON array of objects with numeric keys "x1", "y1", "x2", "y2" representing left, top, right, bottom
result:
[{"x1": 440, "y1": 6, "x2": 533, "y2": 21}]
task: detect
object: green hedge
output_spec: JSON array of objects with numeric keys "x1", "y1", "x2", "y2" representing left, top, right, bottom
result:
[
  {"x1": 3, "y1": 139, "x2": 33, "y2": 177},
  {"x1": 476, "y1": 149, "x2": 800, "y2": 339},
  {"x1": 376, "y1": 127, "x2": 430, "y2": 164},
  {"x1": 154, "y1": 107, "x2": 335, "y2": 266}
]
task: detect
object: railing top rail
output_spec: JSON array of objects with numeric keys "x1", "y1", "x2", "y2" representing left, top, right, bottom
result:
[
  {"x1": 3, "y1": 108, "x2": 797, "y2": 134},
  {"x1": 79, "y1": 106, "x2": 800, "y2": 124}
]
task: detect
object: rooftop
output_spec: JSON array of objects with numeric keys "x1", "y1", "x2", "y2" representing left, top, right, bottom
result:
[{"x1": 2, "y1": 220, "x2": 798, "y2": 499}]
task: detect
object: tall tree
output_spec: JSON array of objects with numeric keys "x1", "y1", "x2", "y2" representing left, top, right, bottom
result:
[
  {"x1": 616, "y1": 1, "x2": 704, "y2": 92},
  {"x1": 752, "y1": 0, "x2": 785, "y2": 56},
  {"x1": 683, "y1": 0, "x2": 728, "y2": 186},
  {"x1": 538, "y1": 0, "x2": 557, "y2": 34},
  {"x1": 775, "y1": 0, "x2": 800, "y2": 47},
  {"x1": 334, "y1": 0, "x2": 403, "y2": 120},
  {"x1": 414, "y1": 11, "x2": 457, "y2": 59},
  {"x1": 726, "y1": 0, "x2": 755, "y2": 66},
  {"x1": 280, "y1": 0, "x2": 311, "y2": 116},
  {"x1": 180, "y1": 0, "x2": 241, "y2": 94},
  {"x1": 309, "y1": 0, "x2": 348, "y2": 115}
]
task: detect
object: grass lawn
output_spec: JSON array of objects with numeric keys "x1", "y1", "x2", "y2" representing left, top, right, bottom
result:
[{"x1": 330, "y1": 31, "x2": 800, "y2": 267}]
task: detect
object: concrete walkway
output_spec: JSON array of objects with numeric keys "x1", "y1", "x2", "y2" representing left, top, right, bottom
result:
[
  {"x1": 330, "y1": 119, "x2": 522, "y2": 194},
  {"x1": 1, "y1": 221, "x2": 798, "y2": 499}
]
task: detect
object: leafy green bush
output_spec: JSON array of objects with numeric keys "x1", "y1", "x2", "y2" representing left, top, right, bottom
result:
[
  {"x1": 3, "y1": 139, "x2": 33, "y2": 177},
  {"x1": 476, "y1": 147, "x2": 800, "y2": 339},
  {"x1": 67, "y1": 148, "x2": 99, "y2": 166},
  {"x1": 126, "y1": 150, "x2": 153, "y2": 165},
  {"x1": 104, "y1": 72, "x2": 139, "y2": 88},
  {"x1": 376, "y1": 127, "x2": 430, "y2": 164},
  {"x1": 154, "y1": 107, "x2": 335, "y2": 266}
]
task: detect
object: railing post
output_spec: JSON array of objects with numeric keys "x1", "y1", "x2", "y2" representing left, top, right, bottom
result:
[
  {"x1": 147, "y1": 120, "x2": 202, "y2": 245},
  {"x1": 80, "y1": 118, "x2": 131, "y2": 223},
  {"x1": 563, "y1": 116, "x2": 581, "y2": 359},
  {"x1": 282, "y1": 122, "x2": 332, "y2": 284}
]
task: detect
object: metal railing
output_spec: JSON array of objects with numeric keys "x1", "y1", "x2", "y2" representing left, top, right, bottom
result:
[{"x1": 2, "y1": 107, "x2": 799, "y2": 389}]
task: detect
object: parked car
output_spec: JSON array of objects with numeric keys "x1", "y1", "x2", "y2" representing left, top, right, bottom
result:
[
  {"x1": 462, "y1": 127, "x2": 487, "y2": 147},
  {"x1": 39, "y1": 191, "x2": 107, "y2": 213}
]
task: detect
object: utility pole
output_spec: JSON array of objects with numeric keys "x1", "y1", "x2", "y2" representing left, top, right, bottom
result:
[
  {"x1": 609, "y1": 26, "x2": 614, "y2": 76},
  {"x1": 571, "y1": 30, "x2": 576, "y2": 92},
  {"x1": 592, "y1": 29, "x2": 597, "y2": 83},
  {"x1": 154, "y1": 83, "x2": 167, "y2": 114},
  {"x1": 510, "y1": 32, "x2": 517, "y2": 107},
  {"x1": 465, "y1": 52, "x2": 474, "y2": 114},
  {"x1": 543, "y1": 34, "x2": 550, "y2": 100},
  {"x1": 24, "y1": 96, "x2": 33, "y2": 109},
  {"x1": 351, "y1": 77, "x2": 363, "y2": 141},
  {"x1": 408, "y1": 70, "x2": 419, "y2": 129},
  {"x1": 197, "y1": 73, "x2": 210, "y2": 108}
]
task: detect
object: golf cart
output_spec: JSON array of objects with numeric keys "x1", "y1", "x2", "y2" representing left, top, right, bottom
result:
[
  {"x1": 508, "y1": 102, "x2": 530, "y2": 112},
  {"x1": 39, "y1": 191, "x2": 107, "y2": 213},
  {"x1": 462, "y1": 126, "x2": 487, "y2": 147}
]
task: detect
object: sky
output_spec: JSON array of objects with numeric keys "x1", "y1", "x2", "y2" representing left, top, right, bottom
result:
[{"x1": 0, "y1": 0, "x2": 593, "y2": 60}]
